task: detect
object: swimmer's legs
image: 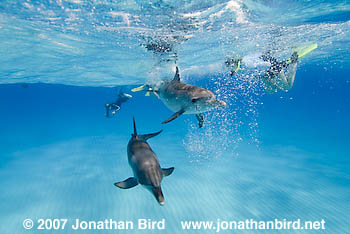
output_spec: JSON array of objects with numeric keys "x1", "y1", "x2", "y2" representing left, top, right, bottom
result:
[
  {"x1": 278, "y1": 52, "x2": 298, "y2": 91},
  {"x1": 283, "y1": 62, "x2": 297, "y2": 90}
]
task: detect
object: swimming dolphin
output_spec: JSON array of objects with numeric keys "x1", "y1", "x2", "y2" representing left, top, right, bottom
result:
[
  {"x1": 114, "y1": 118, "x2": 174, "y2": 205},
  {"x1": 132, "y1": 67, "x2": 226, "y2": 127}
]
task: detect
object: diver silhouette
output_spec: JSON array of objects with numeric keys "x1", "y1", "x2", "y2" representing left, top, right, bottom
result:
[{"x1": 105, "y1": 89, "x2": 132, "y2": 117}]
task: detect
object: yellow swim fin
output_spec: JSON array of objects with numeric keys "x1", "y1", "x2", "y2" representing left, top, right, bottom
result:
[
  {"x1": 234, "y1": 60, "x2": 241, "y2": 73},
  {"x1": 131, "y1": 85, "x2": 158, "y2": 98},
  {"x1": 296, "y1": 43, "x2": 318, "y2": 60},
  {"x1": 145, "y1": 91, "x2": 160, "y2": 99},
  {"x1": 131, "y1": 85, "x2": 148, "y2": 92},
  {"x1": 287, "y1": 43, "x2": 318, "y2": 64}
]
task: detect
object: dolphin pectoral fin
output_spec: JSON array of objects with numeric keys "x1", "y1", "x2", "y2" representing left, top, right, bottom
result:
[
  {"x1": 139, "y1": 130, "x2": 163, "y2": 141},
  {"x1": 162, "y1": 167, "x2": 174, "y2": 177},
  {"x1": 196, "y1": 113, "x2": 204, "y2": 128},
  {"x1": 114, "y1": 177, "x2": 138, "y2": 189},
  {"x1": 162, "y1": 109, "x2": 185, "y2": 124}
]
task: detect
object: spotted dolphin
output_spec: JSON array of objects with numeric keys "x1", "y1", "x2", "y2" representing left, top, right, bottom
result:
[
  {"x1": 132, "y1": 67, "x2": 226, "y2": 128},
  {"x1": 114, "y1": 118, "x2": 174, "y2": 205}
]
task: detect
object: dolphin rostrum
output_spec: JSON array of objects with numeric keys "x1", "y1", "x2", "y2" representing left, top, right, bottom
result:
[
  {"x1": 132, "y1": 66, "x2": 226, "y2": 128},
  {"x1": 114, "y1": 118, "x2": 174, "y2": 205}
]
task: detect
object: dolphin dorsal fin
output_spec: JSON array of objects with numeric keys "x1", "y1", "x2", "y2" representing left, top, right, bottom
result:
[
  {"x1": 133, "y1": 117, "x2": 137, "y2": 137},
  {"x1": 172, "y1": 66, "x2": 180, "y2": 82}
]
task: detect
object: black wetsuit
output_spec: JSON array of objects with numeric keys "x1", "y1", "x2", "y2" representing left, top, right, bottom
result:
[{"x1": 261, "y1": 51, "x2": 298, "y2": 79}]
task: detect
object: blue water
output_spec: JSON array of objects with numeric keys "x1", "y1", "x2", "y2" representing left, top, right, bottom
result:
[{"x1": 1, "y1": 1, "x2": 350, "y2": 234}]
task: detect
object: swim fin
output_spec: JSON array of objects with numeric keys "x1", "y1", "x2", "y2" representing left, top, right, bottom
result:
[
  {"x1": 225, "y1": 55, "x2": 242, "y2": 74},
  {"x1": 131, "y1": 84, "x2": 158, "y2": 97},
  {"x1": 131, "y1": 84, "x2": 149, "y2": 92},
  {"x1": 145, "y1": 91, "x2": 160, "y2": 99},
  {"x1": 286, "y1": 43, "x2": 318, "y2": 64},
  {"x1": 234, "y1": 59, "x2": 241, "y2": 73}
]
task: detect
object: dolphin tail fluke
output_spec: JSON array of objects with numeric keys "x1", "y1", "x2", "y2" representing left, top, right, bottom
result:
[
  {"x1": 133, "y1": 117, "x2": 137, "y2": 136},
  {"x1": 139, "y1": 130, "x2": 163, "y2": 141},
  {"x1": 162, "y1": 109, "x2": 185, "y2": 124},
  {"x1": 162, "y1": 167, "x2": 174, "y2": 177},
  {"x1": 114, "y1": 177, "x2": 138, "y2": 189}
]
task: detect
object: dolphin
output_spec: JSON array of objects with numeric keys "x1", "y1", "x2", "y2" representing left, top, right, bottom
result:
[
  {"x1": 132, "y1": 67, "x2": 226, "y2": 128},
  {"x1": 114, "y1": 118, "x2": 174, "y2": 205}
]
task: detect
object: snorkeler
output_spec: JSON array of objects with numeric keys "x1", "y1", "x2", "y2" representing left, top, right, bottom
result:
[
  {"x1": 225, "y1": 55, "x2": 242, "y2": 76},
  {"x1": 258, "y1": 50, "x2": 299, "y2": 93},
  {"x1": 225, "y1": 43, "x2": 317, "y2": 93},
  {"x1": 225, "y1": 51, "x2": 298, "y2": 93},
  {"x1": 105, "y1": 90, "x2": 132, "y2": 117}
]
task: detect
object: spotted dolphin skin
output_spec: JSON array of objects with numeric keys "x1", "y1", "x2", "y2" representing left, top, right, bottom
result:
[
  {"x1": 132, "y1": 67, "x2": 226, "y2": 128},
  {"x1": 114, "y1": 118, "x2": 174, "y2": 205}
]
